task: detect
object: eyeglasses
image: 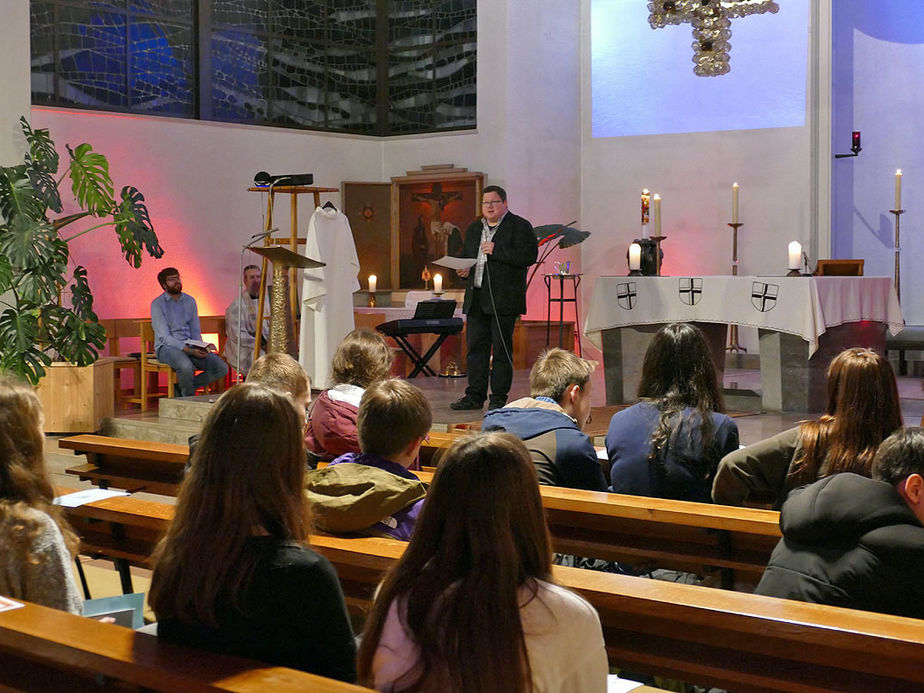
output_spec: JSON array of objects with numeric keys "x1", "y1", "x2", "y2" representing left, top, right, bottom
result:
[{"x1": 482, "y1": 200, "x2": 504, "y2": 206}]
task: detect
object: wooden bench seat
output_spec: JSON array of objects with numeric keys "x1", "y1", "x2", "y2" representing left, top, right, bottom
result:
[
  {"x1": 56, "y1": 489, "x2": 924, "y2": 692},
  {"x1": 0, "y1": 599, "x2": 372, "y2": 692}
]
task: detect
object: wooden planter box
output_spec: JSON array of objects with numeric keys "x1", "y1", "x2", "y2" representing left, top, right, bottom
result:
[{"x1": 35, "y1": 358, "x2": 115, "y2": 433}]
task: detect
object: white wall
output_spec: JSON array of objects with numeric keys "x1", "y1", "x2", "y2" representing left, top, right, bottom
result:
[
  {"x1": 832, "y1": 1, "x2": 924, "y2": 324},
  {"x1": 579, "y1": 0, "x2": 816, "y2": 356},
  {"x1": 0, "y1": 3, "x2": 30, "y2": 166}
]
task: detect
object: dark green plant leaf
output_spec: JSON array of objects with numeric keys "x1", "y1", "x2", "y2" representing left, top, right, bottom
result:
[
  {"x1": 29, "y1": 168, "x2": 62, "y2": 214},
  {"x1": 0, "y1": 255, "x2": 13, "y2": 294},
  {"x1": 0, "y1": 216, "x2": 61, "y2": 270},
  {"x1": 16, "y1": 268, "x2": 60, "y2": 306},
  {"x1": 0, "y1": 165, "x2": 44, "y2": 222},
  {"x1": 67, "y1": 143, "x2": 114, "y2": 215},
  {"x1": 0, "y1": 346, "x2": 51, "y2": 385},
  {"x1": 114, "y1": 186, "x2": 163, "y2": 267},
  {"x1": 50, "y1": 310, "x2": 105, "y2": 366},
  {"x1": 69, "y1": 265, "x2": 97, "y2": 321},
  {"x1": 0, "y1": 308, "x2": 52, "y2": 384},
  {"x1": 19, "y1": 116, "x2": 59, "y2": 175}
]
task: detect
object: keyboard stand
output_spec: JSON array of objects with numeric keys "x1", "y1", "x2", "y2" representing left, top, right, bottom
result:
[{"x1": 393, "y1": 332, "x2": 455, "y2": 377}]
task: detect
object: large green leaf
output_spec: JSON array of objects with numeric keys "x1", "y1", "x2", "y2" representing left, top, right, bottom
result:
[
  {"x1": 0, "y1": 255, "x2": 14, "y2": 294},
  {"x1": 19, "y1": 116, "x2": 59, "y2": 175},
  {"x1": 67, "y1": 143, "x2": 114, "y2": 215},
  {"x1": 69, "y1": 265, "x2": 97, "y2": 321},
  {"x1": 28, "y1": 168, "x2": 63, "y2": 214},
  {"x1": 0, "y1": 165, "x2": 44, "y2": 223},
  {"x1": 48, "y1": 310, "x2": 105, "y2": 366},
  {"x1": 0, "y1": 308, "x2": 52, "y2": 384},
  {"x1": 16, "y1": 269, "x2": 60, "y2": 306},
  {"x1": 114, "y1": 186, "x2": 163, "y2": 267},
  {"x1": 0, "y1": 216, "x2": 62, "y2": 270}
]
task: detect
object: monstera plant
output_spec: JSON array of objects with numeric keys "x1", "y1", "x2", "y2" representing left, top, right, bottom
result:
[{"x1": 0, "y1": 117, "x2": 163, "y2": 384}]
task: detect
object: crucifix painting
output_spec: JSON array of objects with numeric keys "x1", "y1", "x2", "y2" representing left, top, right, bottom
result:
[{"x1": 391, "y1": 165, "x2": 484, "y2": 290}]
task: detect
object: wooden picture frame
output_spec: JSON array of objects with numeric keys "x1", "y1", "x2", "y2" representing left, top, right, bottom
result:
[{"x1": 390, "y1": 165, "x2": 484, "y2": 290}]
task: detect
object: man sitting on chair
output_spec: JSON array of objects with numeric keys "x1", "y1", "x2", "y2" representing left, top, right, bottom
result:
[{"x1": 151, "y1": 267, "x2": 228, "y2": 397}]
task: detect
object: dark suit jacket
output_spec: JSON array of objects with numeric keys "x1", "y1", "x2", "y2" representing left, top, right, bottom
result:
[{"x1": 459, "y1": 211, "x2": 537, "y2": 315}]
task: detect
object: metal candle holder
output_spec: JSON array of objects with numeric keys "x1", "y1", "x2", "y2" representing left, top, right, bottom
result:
[
  {"x1": 890, "y1": 209, "x2": 905, "y2": 304},
  {"x1": 726, "y1": 221, "x2": 746, "y2": 353}
]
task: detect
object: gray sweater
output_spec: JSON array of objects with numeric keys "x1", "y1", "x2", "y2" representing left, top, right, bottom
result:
[{"x1": 0, "y1": 506, "x2": 82, "y2": 614}]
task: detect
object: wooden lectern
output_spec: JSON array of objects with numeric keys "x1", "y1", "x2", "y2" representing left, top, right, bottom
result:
[{"x1": 248, "y1": 247, "x2": 325, "y2": 358}]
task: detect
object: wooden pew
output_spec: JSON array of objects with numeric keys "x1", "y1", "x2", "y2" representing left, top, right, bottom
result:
[
  {"x1": 60, "y1": 434, "x2": 781, "y2": 585},
  {"x1": 58, "y1": 491, "x2": 924, "y2": 692},
  {"x1": 0, "y1": 598, "x2": 371, "y2": 692}
]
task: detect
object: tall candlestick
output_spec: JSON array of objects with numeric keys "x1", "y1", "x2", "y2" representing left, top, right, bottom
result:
[
  {"x1": 788, "y1": 241, "x2": 802, "y2": 271},
  {"x1": 895, "y1": 169, "x2": 903, "y2": 210},
  {"x1": 628, "y1": 243, "x2": 641, "y2": 271},
  {"x1": 652, "y1": 194, "x2": 662, "y2": 236},
  {"x1": 433, "y1": 273, "x2": 443, "y2": 293},
  {"x1": 641, "y1": 189, "x2": 651, "y2": 225},
  {"x1": 732, "y1": 182, "x2": 739, "y2": 223},
  {"x1": 368, "y1": 274, "x2": 377, "y2": 294}
]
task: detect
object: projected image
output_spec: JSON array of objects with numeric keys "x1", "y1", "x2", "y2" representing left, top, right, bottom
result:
[{"x1": 591, "y1": 0, "x2": 808, "y2": 137}]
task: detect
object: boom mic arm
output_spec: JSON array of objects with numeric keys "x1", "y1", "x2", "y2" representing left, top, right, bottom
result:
[{"x1": 253, "y1": 171, "x2": 314, "y2": 187}]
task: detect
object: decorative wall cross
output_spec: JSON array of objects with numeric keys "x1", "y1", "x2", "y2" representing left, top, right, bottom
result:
[{"x1": 647, "y1": 0, "x2": 779, "y2": 76}]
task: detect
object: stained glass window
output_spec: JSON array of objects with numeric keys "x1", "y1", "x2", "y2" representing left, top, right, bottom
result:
[{"x1": 30, "y1": 0, "x2": 476, "y2": 135}]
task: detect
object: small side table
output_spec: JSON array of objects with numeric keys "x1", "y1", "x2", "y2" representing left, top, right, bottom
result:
[{"x1": 544, "y1": 273, "x2": 582, "y2": 355}]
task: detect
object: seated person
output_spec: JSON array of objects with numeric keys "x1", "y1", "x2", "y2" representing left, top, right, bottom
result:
[
  {"x1": 224, "y1": 264, "x2": 269, "y2": 378},
  {"x1": 150, "y1": 267, "x2": 228, "y2": 397},
  {"x1": 712, "y1": 347, "x2": 901, "y2": 508},
  {"x1": 755, "y1": 427, "x2": 924, "y2": 619},
  {"x1": 482, "y1": 348, "x2": 607, "y2": 491},
  {"x1": 305, "y1": 328, "x2": 392, "y2": 463},
  {"x1": 0, "y1": 375, "x2": 82, "y2": 614},
  {"x1": 150, "y1": 383, "x2": 357, "y2": 681},
  {"x1": 606, "y1": 323, "x2": 738, "y2": 503},
  {"x1": 308, "y1": 379, "x2": 430, "y2": 541}
]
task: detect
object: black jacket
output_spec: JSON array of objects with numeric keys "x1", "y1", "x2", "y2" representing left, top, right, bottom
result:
[
  {"x1": 459, "y1": 211, "x2": 537, "y2": 315},
  {"x1": 755, "y1": 473, "x2": 924, "y2": 619}
]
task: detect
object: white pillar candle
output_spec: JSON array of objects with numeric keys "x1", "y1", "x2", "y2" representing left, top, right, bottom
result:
[
  {"x1": 652, "y1": 194, "x2": 662, "y2": 236},
  {"x1": 788, "y1": 242, "x2": 802, "y2": 271},
  {"x1": 732, "y1": 182, "x2": 739, "y2": 223},
  {"x1": 895, "y1": 169, "x2": 903, "y2": 210},
  {"x1": 368, "y1": 274, "x2": 377, "y2": 293},
  {"x1": 433, "y1": 273, "x2": 442, "y2": 293},
  {"x1": 628, "y1": 243, "x2": 642, "y2": 271}
]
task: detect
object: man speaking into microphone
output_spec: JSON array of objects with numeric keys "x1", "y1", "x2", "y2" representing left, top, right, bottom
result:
[{"x1": 450, "y1": 185, "x2": 538, "y2": 411}]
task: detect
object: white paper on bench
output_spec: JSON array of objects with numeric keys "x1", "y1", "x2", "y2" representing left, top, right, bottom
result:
[
  {"x1": 0, "y1": 596, "x2": 24, "y2": 613},
  {"x1": 53, "y1": 488, "x2": 130, "y2": 508}
]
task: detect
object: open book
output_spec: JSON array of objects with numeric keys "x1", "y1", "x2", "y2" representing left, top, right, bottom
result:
[{"x1": 185, "y1": 339, "x2": 216, "y2": 351}]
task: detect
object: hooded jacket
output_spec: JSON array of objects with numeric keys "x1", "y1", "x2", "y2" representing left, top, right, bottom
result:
[
  {"x1": 755, "y1": 472, "x2": 924, "y2": 619},
  {"x1": 304, "y1": 385, "x2": 363, "y2": 463},
  {"x1": 482, "y1": 397, "x2": 607, "y2": 491}
]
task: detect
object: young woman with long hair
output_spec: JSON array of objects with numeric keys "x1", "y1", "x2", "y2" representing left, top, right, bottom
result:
[
  {"x1": 606, "y1": 322, "x2": 740, "y2": 502},
  {"x1": 0, "y1": 374, "x2": 82, "y2": 613},
  {"x1": 305, "y1": 328, "x2": 393, "y2": 463},
  {"x1": 713, "y1": 347, "x2": 903, "y2": 508},
  {"x1": 357, "y1": 431, "x2": 608, "y2": 692},
  {"x1": 149, "y1": 383, "x2": 356, "y2": 681}
]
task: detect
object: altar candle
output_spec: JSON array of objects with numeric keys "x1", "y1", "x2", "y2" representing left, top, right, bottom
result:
[
  {"x1": 433, "y1": 273, "x2": 443, "y2": 293},
  {"x1": 368, "y1": 274, "x2": 377, "y2": 294},
  {"x1": 628, "y1": 243, "x2": 641, "y2": 271},
  {"x1": 732, "y1": 182, "x2": 739, "y2": 223},
  {"x1": 788, "y1": 242, "x2": 802, "y2": 271},
  {"x1": 652, "y1": 194, "x2": 662, "y2": 236},
  {"x1": 895, "y1": 169, "x2": 903, "y2": 210}
]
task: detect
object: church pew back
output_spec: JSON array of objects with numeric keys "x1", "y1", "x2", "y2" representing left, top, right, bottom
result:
[{"x1": 0, "y1": 599, "x2": 372, "y2": 692}]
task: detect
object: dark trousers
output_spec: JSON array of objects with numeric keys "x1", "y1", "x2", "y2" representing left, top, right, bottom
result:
[{"x1": 464, "y1": 296, "x2": 518, "y2": 403}]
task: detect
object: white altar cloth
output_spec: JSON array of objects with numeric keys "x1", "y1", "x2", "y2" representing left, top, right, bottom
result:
[{"x1": 584, "y1": 276, "x2": 904, "y2": 357}]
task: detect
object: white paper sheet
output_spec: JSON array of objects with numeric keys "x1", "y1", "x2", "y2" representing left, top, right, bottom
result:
[
  {"x1": 608, "y1": 675, "x2": 645, "y2": 692},
  {"x1": 432, "y1": 255, "x2": 477, "y2": 271},
  {"x1": 0, "y1": 596, "x2": 24, "y2": 613},
  {"x1": 53, "y1": 488, "x2": 130, "y2": 508}
]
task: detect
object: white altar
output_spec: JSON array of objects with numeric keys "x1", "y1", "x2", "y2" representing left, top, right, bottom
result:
[{"x1": 584, "y1": 276, "x2": 904, "y2": 411}]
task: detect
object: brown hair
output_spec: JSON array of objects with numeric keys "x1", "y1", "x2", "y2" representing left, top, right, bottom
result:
[
  {"x1": 791, "y1": 348, "x2": 902, "y2": 486},
  {"x1": 357, "y1": 379, "x2": 431, "y2": 458},
  {"x1": 637, "y1": 323, "x2": 725, "y2": 481},
  {"x1": 0, "y1": 374, "x2": 78, "y2": 562},
  {"x1": 247, "y1": 352, "x2": 310, "y2": 400},
  {"x1": 529, "y1": 348, "x2": 596, "y2": 403},
  {"x1": 357, "y1": 432, "x2": 551, "y2": 692},
  {"x1": 149, "y1": 383, "x2": 310, "y2": 625},
  {"x1": 330, "y1": 329, "x2": 392, "y2": 388}
]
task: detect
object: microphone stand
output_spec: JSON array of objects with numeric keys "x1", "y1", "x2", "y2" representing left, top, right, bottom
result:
[{"x1": 237, "y1": 228, "x2": 278, "y2": 381}]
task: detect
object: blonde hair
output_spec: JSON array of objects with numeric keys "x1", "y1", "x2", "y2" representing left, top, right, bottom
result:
[
  {"x1": 0, "y1": 374, "x2": 78, "y2": 563},
  {"x1": 529, "y1": 348, "x2": 596, "y2": 403},
  {"x1": 248, "y1": 352, "x2": 310, "y2": 399}
]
